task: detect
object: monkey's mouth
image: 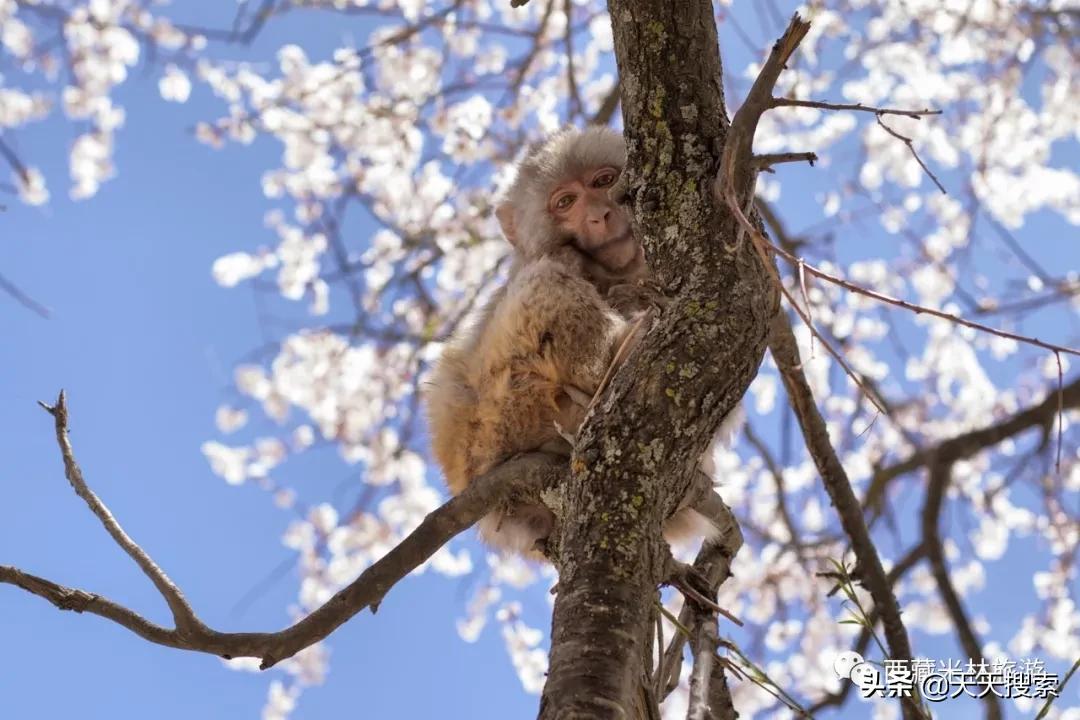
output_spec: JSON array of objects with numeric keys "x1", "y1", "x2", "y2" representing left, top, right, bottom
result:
[
  {"x1": 593, "y1": 232, "x2": 640, "y2": 271},
  {"x1": 595, "y1": 231, "x2": 634, "y2": 252}
]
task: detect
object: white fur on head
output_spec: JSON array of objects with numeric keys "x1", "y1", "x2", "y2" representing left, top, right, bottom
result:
[{"x1": 495, "y1": 126, "x2": 627, "y2": 259}]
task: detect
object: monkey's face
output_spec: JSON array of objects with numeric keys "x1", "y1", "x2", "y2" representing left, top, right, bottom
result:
[{"x1": 549, "y1": 167, "x2": 642, "y2": 274}]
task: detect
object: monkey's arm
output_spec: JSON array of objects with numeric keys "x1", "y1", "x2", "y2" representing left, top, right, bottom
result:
[{"x1": 500, "y1": 255, "x2": 629, "y2": 393}]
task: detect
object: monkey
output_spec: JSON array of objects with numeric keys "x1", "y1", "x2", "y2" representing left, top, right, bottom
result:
[
  {"x1": 425, "y1": 261, "x2": 631, "y2": 555},
  {"x1": 425, "y1": 126, "x2": 739, "y2": 557}
]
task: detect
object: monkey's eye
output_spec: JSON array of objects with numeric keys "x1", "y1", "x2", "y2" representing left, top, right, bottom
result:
[
  {"x1": 552, "y1": 193, "x2": 576, "y2": 212},
  {"x1": 592, "y1": 170, "x2": 618, "y2": 188}
]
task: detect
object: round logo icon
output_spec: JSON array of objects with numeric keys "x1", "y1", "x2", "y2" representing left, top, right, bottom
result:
[{"x1": 833, "y1": 651, "x2": 864, "y2": 680}]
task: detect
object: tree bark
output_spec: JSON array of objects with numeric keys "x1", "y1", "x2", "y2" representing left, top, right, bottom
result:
[{"x1": 538, "y1": 0, "x2": 778, "y2": 716}]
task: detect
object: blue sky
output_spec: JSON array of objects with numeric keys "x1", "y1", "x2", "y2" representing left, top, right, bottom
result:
[
  {"x1": 2, "y1": 1, "x2": 1078, "y2": 719},
  {"x1": 0, "y1": 5, "x2": 535, "y2": 718}
]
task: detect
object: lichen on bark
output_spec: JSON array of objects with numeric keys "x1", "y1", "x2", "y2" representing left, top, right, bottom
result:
[{"x1": 537, "y1": 0, "x2": 779, "y2": 717}]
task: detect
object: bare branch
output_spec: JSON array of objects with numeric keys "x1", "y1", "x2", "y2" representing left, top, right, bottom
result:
[
  {"x1": 590, "y1": 87, "x2": 621, "y2": 126},
  {"x1": 0, "y1": 136, "x2": 29, "y2": 179},
  {"x1": 719, "y1": 14, "x2": 811, "y2": 206},
  {"x1": 37, "y1": 391, "x2": 204, "y2": 634},
  {"x1": 921, "y1": 461, "x2": 1002, "y2": 720},
  {"x1": 685, "y1": 613, "x2": 718, "y2": 720},
  {"x1": 718, "y1": 16, "x2": 891, "y2": 419},
  {"x1": 769, "y1": 97, "x2": 945, "y2": 191},
  {"x1": 3, "y1": 393, "x2": 564, "y2": 668},
  {"x1": 562, "y1": 0, "x2": 584, "y2": 120},
  {"x1": 864, "y1": 375, "x2": 1080, "y2": 517},
  {"x1": 770, "y1": 98, "x2": 941, "y2": 120},
  {"x1": 744, "y1": 423, "x2": 806, "y2": 557},
  {"x1": 769, "y1": 313, "x2": 923, "y2": 720},
  {"x1": 0, "y1": 270, "x2": 51, "y2": 318},
  {"x1": 763, "y1": 240, "x2": 1080, "y2": 359},
  {"x1": 0, "y1": 565, "x2": 183, "y2": 646},
  {"x1": 665, "y1": 559, "x2": 742, "y2": 628},
  {"x1": 874, "y1": 114, "x2": 946, "y2": 194},
  {"x1": 753, "y1": 152, "x2": 817, "y2": 171},
  {"x1": 1055, "y1": 352, "x2": 1065, "y2": 473},
  {"x1": 659, "y1": 494, "x2": 743, "y2": 702}
]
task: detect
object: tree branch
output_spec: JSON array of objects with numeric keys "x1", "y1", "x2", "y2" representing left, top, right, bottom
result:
[
  {"x1": 3, "y1": 393, "x2": 564, "y2": 668},
  {"x1": 37, "y1": 391, "x2": 204, "y2": 634},
  {"x1": 874, "y1": 114, "x2": 946, "y2": 194},
  {"x1": 538, "y1": 0, "x2": 779, "y2": 714},
  {"x1": 769, "y1": 314, "x2": 923, "y2": 720},
  {"x1": 659, "y1": 499, "x2": 743, "y2": 703},
  {"x1": 770, "y1": 98, "x2": 941, "y2": 120},
  {"x1": 864, "y1": 376, "x2": 1080, "y2": 516},
  {"x1": 590, "y1": 86, "x2": 621, "y2": 126},
  {"x1": 921, "y1": 461, "x2": 1002, "y2": 720},
  {"x1": 753, "y1": 152, "x2": 817, "y2": 172},
  {"x1": 719, "y1": 15, "x2": 811, "y2": 209},
  {"x1": 762, "y1": 239, "x2": 1080, "y2": 359},
  {"x1": 684, "y1": 534, "x2": 742, "y2": 720},
  {"x1": 0, "y1": 270, "x2": 51, "y2": 318}
]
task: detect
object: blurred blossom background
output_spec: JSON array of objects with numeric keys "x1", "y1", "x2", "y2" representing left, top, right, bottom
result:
[{"x1": 1, "y1": 1, "x2": 1078, "y2": 718}]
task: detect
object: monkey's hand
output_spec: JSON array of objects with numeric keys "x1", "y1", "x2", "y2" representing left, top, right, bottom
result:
[
  {"x1": 550, "y1": 384, "x2": 593, "y2": 449},
  {"x1": 606, "y1": 279, "x2": 669, "y2": 317},
  {"x1": 562, "y1": 384, "x2": 593, "y2": 409}
]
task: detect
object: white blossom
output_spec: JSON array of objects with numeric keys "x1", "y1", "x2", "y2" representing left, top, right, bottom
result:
[{"x1": 158, "y1": 64, "x2": 191, "y2": 103}]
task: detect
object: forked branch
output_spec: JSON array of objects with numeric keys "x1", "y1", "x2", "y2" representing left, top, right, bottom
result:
[
  {"x1": 2, "y1": 392, "x2": 564, "y2": 669},
  {"x1": 716, "y1": 14, "x2": 928, "y2": 720}
]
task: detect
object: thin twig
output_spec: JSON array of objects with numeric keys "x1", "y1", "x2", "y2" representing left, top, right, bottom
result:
[
  {"x1": 1055, "y1": 351, "x2": 1065, "y2": 474},
  {"x1": 770, "y1": 314, "x2": 923, "y2": 720},
  {"x1": 1035, "y1": 656, "x2": 1080, "y2": 719},
  {"x1": 921, "y1": 461, "x2": 1001, "y2": 720},
  {"x1": 770, "y1": 98, "x2": 941, "y2": 120},
  {"x1": 753, "y1": 152, "x2": 817, "y2": 171},
  {"x1": 36, "y1": 391, "x2": 203, "y2": 633},
  {"x1": 562, "y1": 0, "x2": 583, "y2": 120},
  {"x1": 0, "y1": 271, "x2": 51, "y2": 318},
  {"x1": 874, "y1": 114, "x2": 946, "y2": 194},
  {"x1": 0, "y1": 136, "x2": 29, "y2": 179},
  {"x1": 768, "y1": 97, "x2": 945, "y2": 191},
  {"x1": 665, "y1": 561, "x2": 743, "y2": 627},
  {"x1": 765, "y1": 240, "x2": 1080, "y2": 358}
]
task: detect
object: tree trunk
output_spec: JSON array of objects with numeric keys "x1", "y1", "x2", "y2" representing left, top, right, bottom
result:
[{"x1": 538, "y1": 0, "x2": 779, "y2": 716}]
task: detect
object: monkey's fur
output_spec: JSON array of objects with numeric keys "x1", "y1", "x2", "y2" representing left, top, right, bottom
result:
[
  {"x1": 426, "y1": 127, "x2": 737, "y2": 556},
  {"x1": 426, "y1": 254, "x2": 630, "y2": 552}
]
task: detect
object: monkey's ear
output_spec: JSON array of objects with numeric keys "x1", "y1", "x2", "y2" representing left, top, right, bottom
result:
[{"x1": 495, "y1": 202, "x2": 520, "y2": 248}]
